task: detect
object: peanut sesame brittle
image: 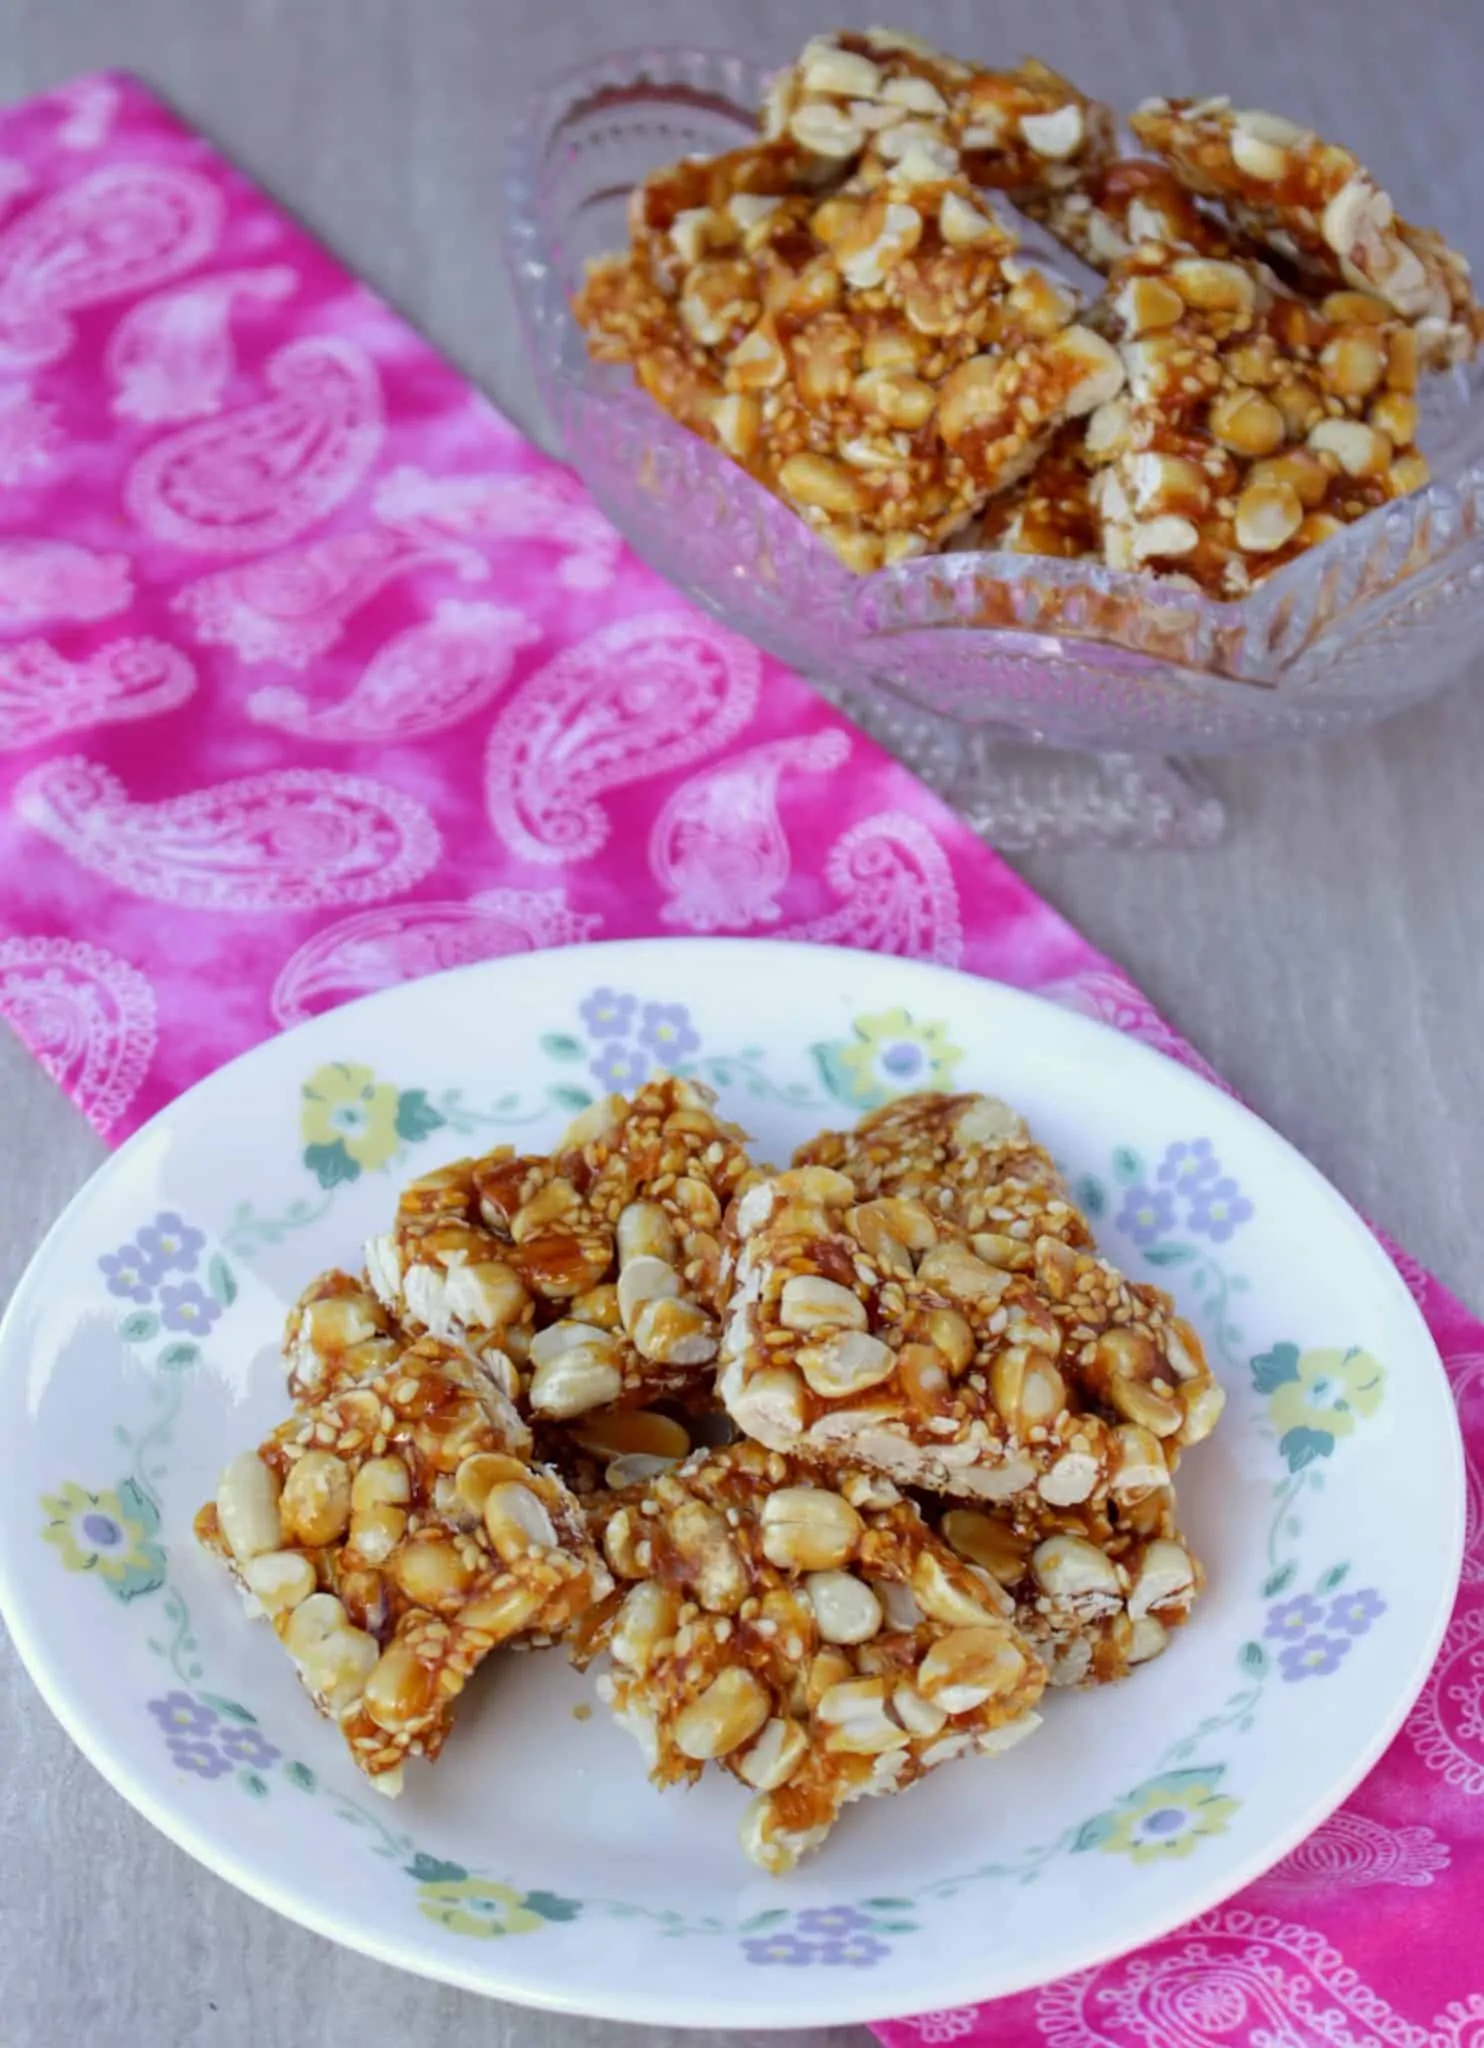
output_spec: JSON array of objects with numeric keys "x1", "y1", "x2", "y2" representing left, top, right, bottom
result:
[
  {"x1": 195, "y1": 1336, "x2": 611, "y2": 1789},
  {"x1": 583, "y1": 1441, "x2": 1044, "y2": 1871}
]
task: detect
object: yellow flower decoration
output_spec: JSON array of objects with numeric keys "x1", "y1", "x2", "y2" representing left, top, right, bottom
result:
[
  {"x1": 828, "y1": 1009, "x2": 963, "y2": 1109},
  {"x1": 416, "y1": 1877, "x2": 544, "y2": 1938},
  {"x1": 1268, "y1": 1347, "x2": 1385, "y2": 1443},
  {"x1": 301, "y1": 1061, "x2": 403, "y2": 1180},
  {"x1": 39, "y1": 1479, "x2": 166, "y2": 1600},
  {"x1": 1089, "y1": 1770, "x2": 1239, "y2": 1864}
]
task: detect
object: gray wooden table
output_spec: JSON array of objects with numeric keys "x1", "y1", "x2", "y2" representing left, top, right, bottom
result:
[{"x1": 2, "y1": 1, "x2": 1482, "y2": 2043}]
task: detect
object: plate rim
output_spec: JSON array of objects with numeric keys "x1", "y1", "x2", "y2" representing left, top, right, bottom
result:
[{"x1": 0, "y1": 936, "x2": 1466, "y2": 2028}]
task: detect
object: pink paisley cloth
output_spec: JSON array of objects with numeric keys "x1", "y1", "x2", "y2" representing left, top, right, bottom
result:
[{"x1": 0, "y1": 69, "x2": 1479, "y2": 2048}]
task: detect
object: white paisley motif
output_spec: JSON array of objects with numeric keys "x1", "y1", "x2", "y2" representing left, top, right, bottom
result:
[
  {"x1": 1407, "y1": 1599, "x2": 1484, "y2": 1793},
  {"x1": 13, "y1": 757, "x2": 439, "y2": 910},
  {"x1": 0, "y1": 934, "x2": 155, "y2": 1136},
  {"x1": 270, "y1": 889, "x2": 600, "y2": 1025},
  {"x1": 893, "y1": 2012, "x2": 980, "y2": 2043},
  {"x1": 172, "y1": 526, "x2": 486, "y2": 669},
  {"x1": 0, "y1": 637, "x2": 196, "y2": 750},
  {"x1": 781, "y1": 811, "x2": 963, "y2": 963},
  {"x1": 125, "y1": 335, "x2": 384, "y2": 553},
  {"x1": 374, "y1": 464, "x2": 623, "y2": 590},
  {"x1": 246, "y1": 599, "x2": 539, "y2": 743},
  {"x1": 0, "y1": 539, "x2": 132, "y2": 629},
  {"x1": 484, "y1": 612, "x2": 760, "y2": 864},
  {"x1": 107, "y1": 265, "x2": 298, "y2": 423},
  {"x1": 1036, "y1": 966, "x2": 1230, "y2": 1092},
  {"x1": 1265, "y1": 1808, "x2": 1452, "y2": 1890},
  {"x1": 55, "y1": 77, "x2": 122, "y2": 150},
  {"x1": 0, "y1": 383, "x2": 58, "y2": 485},
  {"x1": 0, "y1": 163, "x2": 222, "y2": 370},
  {"x1": 650, "y1": 729, "x2": 850, "y2": 931},
  {"x1": 1034, "y1": 1908, "x2": 1432, "y2": 2048}
]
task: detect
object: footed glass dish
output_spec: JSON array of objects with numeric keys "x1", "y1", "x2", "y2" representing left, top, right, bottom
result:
[{"x1": 505, "y1": 46, "x2": 1484, "y2": 848}]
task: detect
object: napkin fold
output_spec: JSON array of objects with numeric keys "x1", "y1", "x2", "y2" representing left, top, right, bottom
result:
[{"x1": 0, "y1": 70, "x2": 1479, "y2": 2048}]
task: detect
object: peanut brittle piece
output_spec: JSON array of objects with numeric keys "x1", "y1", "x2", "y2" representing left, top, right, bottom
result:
[
  {"x1": 792, "y1": 1091, "x2": 1224, "y2": 1452},
  {"x1": 1027, "y1": 158, "x2": 1234, "y2": 271},
  {"x1": 934, "y1": 1476, "x2": 1201, "y2": 1689},
  {"x1": 976, "y1": 423, "x2": 1099, "y2": 557},
  {"x1": 1130, "y1": 95, "x2": 1481, "y2": 367},
  {"x1": 366, "y1": 1079, "x2": 756, "y2": 1421},
  {"x1": 1088, "y1": 245, "x2": 1430, "y2": 595},
  {"x1": 719, "y1": 1163, "x2": 1127, "y2": 1502},
  {"x1": 584, "y1": 1441, "x2": 1045, "y2": 1872},
  {"x1": 195, "y1": 1336, "x2": 610, "y2": 1789},
  {"x1": 283, "y1": 1268, "x2": 405, "y2": 1403}
]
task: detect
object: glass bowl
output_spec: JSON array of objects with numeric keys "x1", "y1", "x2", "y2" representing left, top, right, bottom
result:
[{"x1": 505, "y1": 46, "x2": 1484, "y2": 847}]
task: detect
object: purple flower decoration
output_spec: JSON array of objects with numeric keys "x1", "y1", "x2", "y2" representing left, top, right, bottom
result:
[
  {"x1": 158, "y1": 1281, "x2": 221, "y2": 1334},
  {"x1": 1264, "y1": 1594, "x2": 1324, "y2": 1640},
  {"x1": 1115, "y1": 1183, "x2": 1176, "y2": 1247},
  {"x1": 817, "y1": 1935, "x2": 890, "y2": 1967},
  {"x1": 743, "y1": 1933, "x2": 816, "y2": 1966},
  {"x1": 218, "y1": 1725, "x2": 281, "y2": 1769},
  {"x1": 589, "y1": 1043, "x2": 647, "y2": 1091},
  {"x1": 168, "y1": 1736, "x2": 232, "y2": 1779},
  {"x1": 149, "y1": 1691, "x2": 217, "y2": 1737},
  {"x1": 135, "y1": 1212, "x2": 205, "y2": 1274},
  {"x1": 579, "y1": 988, "x2": 636, "y2": 1040},
  {"x1": 99, "y1": 1244, "x2": 160, "y2": 1302},
  {"x1": 796, "y1": 1905, "x2": 873, "y2": 1939},
  {"x1": 1279, "y1": 1634, "x2": 1353, "y2": 1682},
  {"x1": 1328, "y1": 1587, "x2": 1386, "y2": 1637},
  {"x1": 1187, "y1": 1176, "x2": 1254, "y2": 1244},
  {"x1": 638, "y1": 1001, "x2": 701, "y2": 1063},
  {"x1": 1157, "y1": 1139, "x2": 1220, "y2": 1193}
]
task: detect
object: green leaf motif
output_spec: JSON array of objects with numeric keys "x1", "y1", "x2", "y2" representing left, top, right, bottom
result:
[
  {"x1": 539, "y1": 1033, "x2": 585, "y2": 1062},
  {"x1": 1280, "y1": 1425, "x2": 1334, "y2": 1473},
  {"x1": 406, "y1": 1853, "x2": 468, "y2": 1884},
  {"x1": 874, "y1": 1920, "x2": 918, "y2": 1934},
  {"x1": 1261, "y1": 1562, "x2": 1296, "y2": 1598},
  {"x1": 1238, "y1": 1641, "x2": 1268, "y2": 1676},
  {"x1": 547, "y1": 1084, "x2": 593, "y2": 1113},
  {"x1": 1143, "y1": 1243, "x2": 1196, "y2": 1267},
  {"x1": 283, "y1": 1761, "x2": 316, "y2": 1792},
  {"x1": 107, "y1": 1557, "x2": 168, "y2": 1602},
  {"x1": 1138, "y1": 1765, "x2": 1225, "y2": 1798},
  {"x1": 1071, "y1": 1813, "x2": 1116, "y2": 1854},
  {"x1": 199, "y1": 1692, "x2": 257, "y2": 1724},
  {"x1": 740, "y1": 1908, "x2": 789, "y2": 1932},
  {"x1": 522, "y1": 1890, "x2": 582, "y2": 1923},
  {"x1": 1317, "y1": 1562, "x2": 1350, "y2": 1592},
  {"x1": 304, "y1": 1139, "x2": 360, "y2": 1189},
  {"x1": 240, "y1": 1771, "x2": 269, "y2": 1799},
  {"x1": 119, "y1": 1310, "x2": 160, "y2": 1344},
  {"x1": 1251, "y1": 1342, "x2": 1301, "y2": 1394},
  {"x1": 1112, "y1": 1146, "x2": 1144, "y2": 1185},
  {"x1": 1074, "y1": 1175, "x2": 1106, "y2": 1220},
  {"x1": 158, "y1": 1341, "x2": 200, "y2": 1372},
  {"x1": 395, "y1": 1089, "x2": 446, "y2": 1142},
  {"x1": 207, "y1": 1253, "x2": 238, "y2": 1308},
  {"x1": 861, "y1": 1896, "x2": 914, "y2": 1911},
  {"x1": 117, "y1": 1477, "x2": 160, "y2": 1538},
  {"x1": 812, "y1": 1039, "x2": 878, "y2": 1110}
]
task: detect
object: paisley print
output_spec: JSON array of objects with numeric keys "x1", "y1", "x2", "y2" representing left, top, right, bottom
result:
[
  {"x1": 1407, "y1": 1601, "x2": 1484, "y2": 1795},
  {"x1": 0, "y1": 934, "x2": 155, "y2": 1135},
  {"x1": 375, "y1": 463, "x2": 622, "y2": 589},
  {"x1": 246, "y1": 599, "x2": 539, "y2": 743},
  {"x1": 0, "y1": 539, "x2": 132, "y2": 629},
  {"x1": 1265, "y1": 1809, "x2": 1451, "y2": 1890},
  {"x1": 172, "y1": 526, "x2": 486, "y2": 669},
  {"x1": 649, "y1": 729, "x2": 850, "y2": 931},
  {"x1": 269, "y1": 889, "x2": 600, "y2": 1024},
  {"x1": 54, "y1": 76, "x2": 122, "y2": 151},
  {"x1": 13, "y1": 758, "x2": 439, "y2": 910},
  {"x1": 1037, "y1": 966, "x2": 1231, "y2": 1092},
  {"x1": 107, "y1": 265, "x2": 297, "y2": 423},
  {"x1": 782, "y1": 811, "x2": 963, "y2": 963},
  {"x1": 0, "y1": 636, "x2": 195, "y2": 749},
  {"x1": 124, "y1": 335, "x2": 384, "y2": 552},
  {"x1": 484, "y1": 613, "x2": 760, "y2": 863},
  {"x1": 0, "y1": 162, "x2": 221, "y2": 369},
  {"x1": 0, "y1": 382, "x2": 58, "y2": 484}
]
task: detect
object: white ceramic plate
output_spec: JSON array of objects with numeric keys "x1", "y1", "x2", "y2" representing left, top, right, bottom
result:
[{"x1": 0, "y1": 940, "x2": 1463, "y2": 2029}]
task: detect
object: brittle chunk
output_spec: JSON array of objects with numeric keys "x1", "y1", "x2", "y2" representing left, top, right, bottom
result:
[
  {"x1": 1089, "y1": 244, "x2": 1430, "y2": 596},
  {"x1": 791, "y1": 1092, "x2": 1224, "y2": 1452},
  {"x1": 583, "y1": 1442, "x2": 1044, "y2": 1871},
  {"x1": 365, "y1": 1078, "x2": 757, "y2": 1420},
  {"x1": 195, "y1": 1336, "x2": 611, "y2": 1788},
  {"x1": 1130, "y1": 95, "x2": 1481, "y2": 367}
]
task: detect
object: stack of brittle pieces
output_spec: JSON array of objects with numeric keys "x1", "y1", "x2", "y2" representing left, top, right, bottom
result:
[
  {"x1": 199, "y1": 1075, "x2": 1224, "y2": 1873},
  {"x1": 574, "y1": 26, "x2": 1481, "y2": 596}
]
